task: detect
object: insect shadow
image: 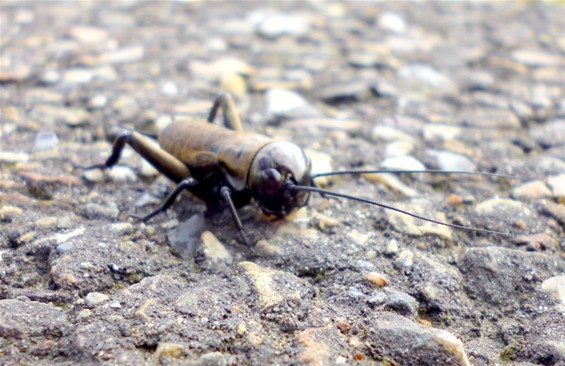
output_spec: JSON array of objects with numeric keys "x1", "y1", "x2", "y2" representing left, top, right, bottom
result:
[{"x1": 82, "y1": 93, "x2": 513, "y2": 245}]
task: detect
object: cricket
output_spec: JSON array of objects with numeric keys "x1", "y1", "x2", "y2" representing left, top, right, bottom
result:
[{"x1": 84, "y1": 93, "x2": 511, "y2": 245}]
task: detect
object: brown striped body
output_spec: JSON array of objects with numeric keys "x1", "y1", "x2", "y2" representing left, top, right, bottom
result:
[{"x1": 159, "y1": 120, "x2": 273, "y2": 189}]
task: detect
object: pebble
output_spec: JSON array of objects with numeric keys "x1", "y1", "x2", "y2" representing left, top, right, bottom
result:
[
  {"x1": 398, "y1": 64, "x2": 457, "y2": 93},
  {"x1": 426, "y1": 150, "x2": 477, "y2": 172},
  {"x1": 363, "y1": 272, "x2": 390, "y2": 287},
  {"x1": 201, "y1": 231, "x2": 233, "y2": 266},
  {"x1": 511, "y1": 49, "x2": 563, "y2": 67},
  {"x1": 387, "y1": 202, "x2": 453, "y2": 240},
  {"x1": 362, "y1": 172, "x2": 419, "y2": 197},
  {"x1": 0, "y1": 205, "x2": 23, "y2": 221},
  {"x1": 100, "y1": 45, "x2": 144, "y2": 64},
  {"x1": 108, "y1": 165, "x2": 138, "y2": 183},
  {"x1": 76, "y1": 309, "x2": 92, "y2": 320},
  {"x1": 167, "y1": 214, "x2": 205, "y2": 259},
  {"x1": 385, "y1": 141, "x2": 414, "y2": 157},
  {"x1": 255, "y1": 13, "x2": 310, "y2": 38},
  {"x1": 0, "y1": 151, "x2": 30, "y2": 163},
  {"x1": 530, "y1": 119, "x2": 565, "y2": 148},
  {"x1": 380, "y1": 155, "x2": 426, "y2": 171},
  {"x1": 0, "y1": 299, "x2": 69, "y2": 338},
  {"x1": 67, "y1": 25, "x2": 109, "y2": 44},
  {"x1": 383, "y1": 288, "x2": 418, "y2": 317},
  {"x1": 377, "y1": 12, "x2": 407, "y2": 34},
  {"x1": 62, "y1": 67, "x2": 117, "y2": 84},
  {"x1": 85, "y1": 292, "x2": 109, "y2": 306},
  {"x1": 511, "y1": 180, "x2": 552, "y2": 200},
  {"x1": 184, "y1": 351, "x2": 227, "y2": 366},
  {"x1": 33, "y1": 131, "x2": 59, "y2": 151},
  {"x1": 238, "y1": 261, "x2": 303, "y2": 310},
  {"x1": 367, "y1": 312, "x2": 471, "y2": 366},
  {"x1": 318, "y1": 81, "x2": 370, "y2": 103},
  {"x1": 371, "y1": 125, "x2": 415, "y2": 143},
  {"x1": 81, "y1": 168, "x2": 105, "y2": 183},
  {"x1": 88, "y1": 95, "x2": 108, "y2": 109},
  {"x1": 110, "y1": 222, "x2": 134, "y2": 235},
  {"x1": 540, "y1": 276, "x2": 565, "y2": 309},
  {"x1": 266, "y1": 88, "x2": 319, "y2": 120},
  {"x1": 83, "y1": 202, "x2": 120, "y2": 220},
  {"x1": 371, "y1": 81, "x2": 399, "y2": 98},
  {"x1": 153, "y1": 342, "x2": 184, "y2": 363},
  {"x1": 385, "y1": 239, "x2": 399, "y2": 256},
  {"x1": 547, "y1": 174, "x2": 565, "y2": 202}
]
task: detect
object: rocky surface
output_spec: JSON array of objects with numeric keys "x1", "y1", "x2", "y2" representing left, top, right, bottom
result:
[{"x1": 1, "y1": 1, "x2": 564, "y2": 365}]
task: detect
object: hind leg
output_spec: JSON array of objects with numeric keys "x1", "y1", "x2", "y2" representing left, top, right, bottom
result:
[
  {"x1": 83, "y1": 130, "x2": 190, "y2": 184},
  {"x1": 207, "y1": 92, "x2": 244, "y2": 132}
]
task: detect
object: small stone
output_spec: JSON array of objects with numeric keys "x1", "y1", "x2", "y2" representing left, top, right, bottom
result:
[
  {"x1": 0, "y1": 205, "x2": 23, "y2": 221},
  {"x1": 201, "y1": 231, "x2": 233, "y2": 266},
  {"x1": 511, "y1": 180, "x2": 552, "y2": 200},
  {"x1": 367, "y1": 313, "x2": 471, "y2": 366},
  {"x1": 385, "y1": 239, "x2": 399, "y2": 256},
  {"x1": 153, "y1": 342, "x2": 184, "y2": 363},
  {"x1": 266, "y1": 88, "x2": 319, "y2": 120},
  {"x1": 33, "y1": 131, "x2": 59, "y2": 151},
  {"x1": 0, "y1": 299, "x2": 68, "y2": 338},
  {"x1": 85, "y1": 292, "x2": 109, "y2": 306},
  {"x1": 547, "y1": 174, "x2": 565, "y2": 202},
  {"x1": 81, "y1": 168, "x2": 104, "y2": 183},
  {"x1": 256, "y1": 13, "x2": 310, "y2": 38},
  {"x1": 100, "y1": 45, "x2": 144, "y2": 64},
  {"x1": 237, "y1": 323, "x2": 247, "y2": 335},
  {"x1": 0, "y1": 151, "x2": 30, "y2": 163},
  {"x1": 68, "y1": 26, "x2": 109, "y2": 44},
  {"x1": 372, "y1": 125, "x2": 415, "y2": 143},
  {"x1": 238, "y1": 261, "x2": 303, "y2": 310},
  {"x1": 363, "y1": 272, "x2": 390, "y2": 287},
  {"x1": 139, "y1": 159, "x2": 159, "y2": 177},
  {"x1": 318, "y1": 81, "x2": 370, "y2": 103},
  {"x1": 254, "y1": 239, "x2": 282, "y2": 256},
  {"x1": 427, "y1": 150, "x2": 477, "y2": 172},
  {"x1": 383, "y1": 288, "x2": 418, "y2": 317},
  {"x1": 377, "y1": 12, "x2": 407, "y2": 34},
  {"x1": 88, "y1": 95, "x2": 108, "y2": 109},
  {"x1": 511, "y1": 49, "x2": 563, "y2": 67},
  {"x1": 83, "y1": 202, "x2": 120, "y2": 220},
  {"x1": 160, "y1": 81, "x2": 179, "y2": 96},
  {"x1": 541, "y1": 276, "x2": 565, "y2": 309},
  {"x1": 108, "y1": 165, "x2": 138, "y2": 183},
  {"x1": 62, "y1": 67, "x2": 117, "y2": 84},
  {"x1": 76, "y1": 309, "x2": 92, "y2": 320},
  {"x1": 380, "y1": 155, "x2": 426, "y2": 171},
  {"x1": 396, "y1": 249, "x2": 414, "y2": 267},
  {"x1": 184, "y1": 351, "x2": 227, "y2": 366},
  {"x1": 398, "y1": 64, "x2": 457, "y2": 93},
  {"x1": 362, "y1": 172, "x2": 419, "y2": 197},
  {"x1": 386, "y1": 202, "x2": 453, "y2": 240},
  {"x1": 110, "y1": 222, "x2": 133, "y2": 235},
  {"x1": 385, "y1": 141, "x2": 414, "y2": 157}
]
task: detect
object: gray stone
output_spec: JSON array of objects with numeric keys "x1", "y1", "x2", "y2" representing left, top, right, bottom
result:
[
  {"x1": 83, "y1": 202, "x2": 120, "y2": 220},
  {"x1": 0, "y1": 299, "x2": 68, "y2": 338},
  {"x1": 366, "y1": 312, "x2": 470, "y2": 366}
]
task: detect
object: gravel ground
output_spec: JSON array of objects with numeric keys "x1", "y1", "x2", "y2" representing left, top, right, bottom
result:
[{"x1": 1, "y1": 1, "x2": 565, "y2": 365}]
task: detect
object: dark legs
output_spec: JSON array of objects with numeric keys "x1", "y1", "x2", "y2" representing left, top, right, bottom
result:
[
  {"x1": 220, "y1": 186, "x2": 251, "y2": 246},
  {"x1": 207, "y1": 92, "x2": 244, "y2": 132},
  {"x1": 82, "y1": 131, "x2": 190, "y2": 183},
  {"x1": 131, "y1": 178, "x2": 199, "y2": 222}
]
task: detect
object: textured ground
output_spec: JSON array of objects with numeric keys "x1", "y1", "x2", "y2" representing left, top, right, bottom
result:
[{"x1": 1, "y1": 1, "x2": 564, "y2": 365}]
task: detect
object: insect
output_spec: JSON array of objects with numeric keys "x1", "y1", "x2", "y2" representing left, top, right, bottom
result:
[{"x1": 84, "y1": 93, "x2": 510, "y2": 245}]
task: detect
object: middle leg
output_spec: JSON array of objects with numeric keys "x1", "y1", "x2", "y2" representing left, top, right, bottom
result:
[{"x1": 207, "y1": 92, "x2": 244, "y2": 132}]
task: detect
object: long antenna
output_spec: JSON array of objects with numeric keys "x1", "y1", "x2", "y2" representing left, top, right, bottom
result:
[
  {"x1": 286, "y1": 184, "x2": 511, "y2": 236},
  {"x1": 312, "y1": 169, "x2": 516, "y2": 179}
]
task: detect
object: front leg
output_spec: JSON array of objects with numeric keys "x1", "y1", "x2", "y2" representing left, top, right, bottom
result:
[
  {"x1": 220, "y1": 186, "x2": 252, "y2": 246},
  {"x1": 207, "y1": 92, "x2": 244, "y2": 132}
]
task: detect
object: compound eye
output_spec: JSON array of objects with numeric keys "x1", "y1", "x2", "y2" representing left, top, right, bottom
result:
[{"x1": 260, "y1": 168, "x2": 283, "y2": 194}]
